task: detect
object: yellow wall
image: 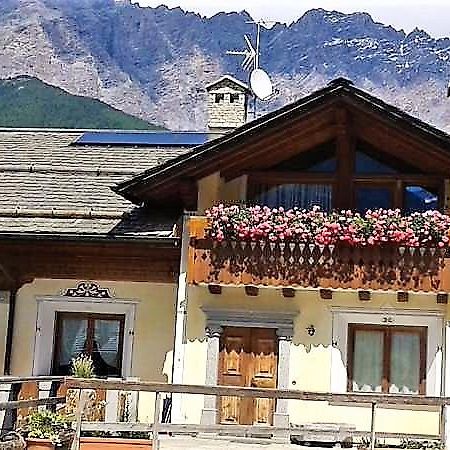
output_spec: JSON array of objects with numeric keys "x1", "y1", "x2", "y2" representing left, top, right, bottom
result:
[
  {"x1": 11, "y1": 278, "x2": 176, "y2": 382},
  {"x1": 197, "y1": 172, "x2": 246, "y2": 213},
  {"x1": 181, "y1": 285, "x2": 446, "y2": 434}
]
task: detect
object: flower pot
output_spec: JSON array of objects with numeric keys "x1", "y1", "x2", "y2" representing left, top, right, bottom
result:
[
  {"x1": 79, "y1": 437, "x2": 152, "y2": 449},
  {"x1": 25, "y1": 439, "x2": 54, "y2": 450}
]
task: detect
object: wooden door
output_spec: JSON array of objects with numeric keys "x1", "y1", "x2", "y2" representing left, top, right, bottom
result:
[{"x1": 218, "y1": 327, "x2": 278, "y2": 425}]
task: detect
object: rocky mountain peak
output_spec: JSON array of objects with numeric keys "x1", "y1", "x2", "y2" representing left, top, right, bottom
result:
[{"x1": 0, "y1": 0, "x2": 448, "y2": 131}]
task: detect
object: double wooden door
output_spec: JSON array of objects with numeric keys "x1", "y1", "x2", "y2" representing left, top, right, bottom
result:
[{"x1": 218, "y1": 327, "x2": 278, "y2": 425}]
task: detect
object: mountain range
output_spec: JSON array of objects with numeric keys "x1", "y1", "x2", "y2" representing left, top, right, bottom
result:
[{"x1": 0, "y1": 0, "x2": 449, "y2": 131}]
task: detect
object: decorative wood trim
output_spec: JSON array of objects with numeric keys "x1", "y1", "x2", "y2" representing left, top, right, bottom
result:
[
  {"x1": 437, "y1": 293, "x2": 448, "y2": 304},
  {"x1": 208, "y1": 284, "x2": 222, "y2": 295},
  {"x1": 63, "y1": 282, "x2": 111, "y2": 299},
  {"x1": 397, "y1": 292, "x2": 409, "y2": 303}
]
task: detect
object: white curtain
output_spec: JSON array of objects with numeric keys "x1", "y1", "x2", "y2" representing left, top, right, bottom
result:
[
  {"x1": 255, "y1": 184, "x2": 332, "y2": 211},
  {"x1": 352, "y1": 330, "x2": 383, "y2": 393},
  {"x1": 389, "y1": 332, "x2": 420, "y2": 394},
  {"x1": 93, "y1": 319, "x2": 121, "y2": 367},
  {"x1": 59, "y1": 318, "x2": 88, "y2": 365}
]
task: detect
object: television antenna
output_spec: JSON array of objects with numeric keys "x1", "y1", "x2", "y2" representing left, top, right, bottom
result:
[{"x1": 226, "y1": 19, "x2": 275, "y2": 103}]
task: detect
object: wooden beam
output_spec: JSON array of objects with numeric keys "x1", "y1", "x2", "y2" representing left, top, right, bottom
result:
[
  {"x1": 208, "y1": 284, "x2": 222, "y2": 295},
  {"x1": 245, "y1": 286, "x2": 259, "y2": 297},
  {"x1": 358, "y1": 290, "x2": 371, "y2": 302},
  {"x1": 319, "y1": 289, "x2": 333, "y2": 300},
  {"x1": 335, "y1": 107, "x2": 354, "y2": 210},
  {"x1": 282, "y1": 288, "x2": 295, "y2": 298}
]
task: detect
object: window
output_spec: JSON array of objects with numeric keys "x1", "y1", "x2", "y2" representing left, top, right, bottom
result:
[
  {"x1": 251, "y1": 183, "x2": 333, "y2": 211},
  {"x1": 348, "y1": 324, "x2": 426, "y2": 394},
  {"x1": 230, "y1": 93, "x2": 240, "y2": 103},
  {"x1": 215, "y1": 93, "x2": 224, "y2": 103},
  {"x1": 404, "y1": 185, "x2": 439, "y2": 213},
  {"x1": 355, "y1": 186, "x2": 393, "y2": 212},
  {"x1": 355, "y1": 151, "x2": 397, "y2": 175},
  {"x1": 53, "y1": 313, "x2": 125, "y2": 377}
]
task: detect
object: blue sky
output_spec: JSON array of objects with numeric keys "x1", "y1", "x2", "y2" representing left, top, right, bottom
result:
[{"x1": 135, "y1": 1, "x2": 449, "y2": 38}]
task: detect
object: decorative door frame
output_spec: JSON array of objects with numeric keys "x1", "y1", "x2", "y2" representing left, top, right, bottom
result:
[
  {"x1": 33, "y1": 285, "x2": 137, "y2": 377},
  {"x1": 200, "y1": 308, "x2": 297, "y2": 429}
]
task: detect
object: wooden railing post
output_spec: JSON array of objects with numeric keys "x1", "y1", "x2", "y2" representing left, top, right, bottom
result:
[
  {"x1": 153, "y1": 391, "x2": 161, "y2": 450},
  {"x1": 370, "y1": 402, "x2": 377, "y2": 450},
  {"x1": 440, "y1": 403, "x2": 446, "y2": 448}
]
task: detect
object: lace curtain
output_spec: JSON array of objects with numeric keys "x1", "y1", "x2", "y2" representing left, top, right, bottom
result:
[{"x1": 253, "y1": 183, "x2": 332, "y2": 211}]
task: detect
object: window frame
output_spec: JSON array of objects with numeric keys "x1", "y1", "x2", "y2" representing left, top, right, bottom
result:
[
  {"x1": 247, "y1": 170, "x2": 444, "y2": 212},
  {"x1": 52, "y1": 312, "x2": 126, "y2": 377},
  {"x1": 347, "y1": 323, "x2": 427, "y2": 395}
]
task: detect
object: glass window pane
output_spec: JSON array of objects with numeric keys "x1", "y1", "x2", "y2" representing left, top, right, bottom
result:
[
  {"x1": 355, "y1": 151, "x2": 397, "y2": 174},
  {"x1": 254, "y1": 184, "x2": 332, "y2": 211},
  {"x1": 92, "y1": 319, "x2": 123, "y2": 377},
  {"x1": 54, "y1": 318, "x2": 88, "y2": 375},
  {"x1": 404, "y1": 186, "x2": 438, "y2": 213},
  {"x1": 356, "y1": 187, "x2": 392, "y2": 212},
  {"x1": 307, "y1": 157, "x2": 337, "y2": 173},
  {"x1": 352, "y1": 329, "x2": 384, "y2": 392},
  {"x1": 390, "y1": 331, "x2": 421, "y2": 394}
]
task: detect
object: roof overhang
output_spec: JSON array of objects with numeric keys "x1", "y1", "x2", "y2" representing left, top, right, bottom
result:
[{"x1": 114, "y1": 78, "x2": 450, "y2": 206}]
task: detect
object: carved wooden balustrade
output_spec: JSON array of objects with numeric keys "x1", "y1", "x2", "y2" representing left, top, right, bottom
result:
[{"x1": 188, "y1": 217, "x2": 450, "y2": 292}]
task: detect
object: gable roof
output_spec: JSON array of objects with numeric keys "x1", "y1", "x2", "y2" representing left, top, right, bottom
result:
[
  {"x1": 114, "y1": 78, "x2": 450, "y2": 205},
  {"x1": 0, "y1": 129, "x2": 190, "y2": 240}
]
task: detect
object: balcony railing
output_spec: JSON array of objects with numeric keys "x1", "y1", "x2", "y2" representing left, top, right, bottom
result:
[{"x1": 188, "y1": 217, "x2": 450, "y2": 292}]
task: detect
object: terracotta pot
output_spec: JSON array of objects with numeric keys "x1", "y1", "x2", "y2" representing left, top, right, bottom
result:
[
  {"x1": 26, "y1": 439, "x2": 54, "y2": 450},
  {"x1": 79, "y1": 437, "x2": 152, "y2": 449}
]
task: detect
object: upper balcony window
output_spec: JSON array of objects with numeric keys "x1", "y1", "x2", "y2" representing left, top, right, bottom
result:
[
  {"x1": 246, "y1": 141, "x2": 443, "y2": 213},
  {"x1": 251, "y1": 183, "x2": 332, "y2": 211}
]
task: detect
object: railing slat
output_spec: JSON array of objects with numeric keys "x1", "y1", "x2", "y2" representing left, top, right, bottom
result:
[{"x1": 65, "y1": 378, "x2": 450, "y2": 406}]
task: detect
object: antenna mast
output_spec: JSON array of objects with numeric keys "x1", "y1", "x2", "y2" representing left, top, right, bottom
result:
[{"x1": 226, "y1": 20, "x2": 274, "y2": 119}]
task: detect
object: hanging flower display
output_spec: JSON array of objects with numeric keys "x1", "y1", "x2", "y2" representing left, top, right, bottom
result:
[{"x1": 206, "y1": 204, "x2": 450, "y2": 248}]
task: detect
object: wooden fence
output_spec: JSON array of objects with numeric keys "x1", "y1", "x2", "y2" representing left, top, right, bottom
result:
[
  {"x1": 0, "y1": 376, "x2": 448, "y2": 449},
  {"x1": 66, "y1": 377, "x2": 450, "y2": 450}
]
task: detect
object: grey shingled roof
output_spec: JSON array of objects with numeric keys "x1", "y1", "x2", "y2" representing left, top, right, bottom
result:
[{"x1": 0, "y1": 129, "x2": 190, "y2": 238}]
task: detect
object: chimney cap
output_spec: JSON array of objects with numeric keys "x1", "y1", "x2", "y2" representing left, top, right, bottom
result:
[
  {"x1": 206, "y1": 75, "x2": 251, "y2": 93},
  {"x1": 328, "y1": 77, "x2": 354, "y2": 87}
]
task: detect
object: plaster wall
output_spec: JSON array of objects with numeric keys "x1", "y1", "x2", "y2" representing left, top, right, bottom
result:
[
  {"x1": 180, "y1": 286, "x2": 446, "y2": 435},
  {"x1": 197, "y1": 172, "x2": 247, "y2": 214},
  {"x1": 11, "y1": 279, "x2": 177, "y2": 423}
]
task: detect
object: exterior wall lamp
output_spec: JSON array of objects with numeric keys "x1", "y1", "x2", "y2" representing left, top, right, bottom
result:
[{"x1": 306, "y1": 325, "x2": 316, "y2": 336}]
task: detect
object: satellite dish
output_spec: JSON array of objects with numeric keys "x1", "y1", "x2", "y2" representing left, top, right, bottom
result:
[{"x1": 250, "y1": 68, "x2": 273, "y2": 100}]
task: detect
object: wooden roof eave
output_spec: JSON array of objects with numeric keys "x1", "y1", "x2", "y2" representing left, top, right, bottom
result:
[{"x1": 114, "y1": 80, "x2": 450, "y2": 205}]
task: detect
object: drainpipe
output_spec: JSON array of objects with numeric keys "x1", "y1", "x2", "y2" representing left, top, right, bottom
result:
[
  {"x1": 4, "y1": 288, "x2": 17, "y2": 375},
  {"x1": 170, "y1": 212, "x2": 191, "y2": 423}
]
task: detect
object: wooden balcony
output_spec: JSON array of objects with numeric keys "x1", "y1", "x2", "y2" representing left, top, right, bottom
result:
[{"x1": 188, "y1": 217, "x2": 450, "y2": 292}]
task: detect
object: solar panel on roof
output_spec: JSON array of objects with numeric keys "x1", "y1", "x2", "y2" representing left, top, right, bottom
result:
[{"x1": 75, "y1": 131, "x2": 210, "y2": 147}]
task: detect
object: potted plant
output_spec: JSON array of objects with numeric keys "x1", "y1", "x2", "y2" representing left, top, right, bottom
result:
[{"x1": 21, "y1": 410, "x2": 73, "y2": 450}]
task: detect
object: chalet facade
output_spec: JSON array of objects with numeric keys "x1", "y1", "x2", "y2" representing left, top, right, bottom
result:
[{"x1": 1, "y1": 77, "x2": 450, "y2": 442}]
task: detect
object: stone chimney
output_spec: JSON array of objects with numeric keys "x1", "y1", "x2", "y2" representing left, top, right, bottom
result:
[{"x1": 206, "y1": 75, "x2": 250, "y2": 134}]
